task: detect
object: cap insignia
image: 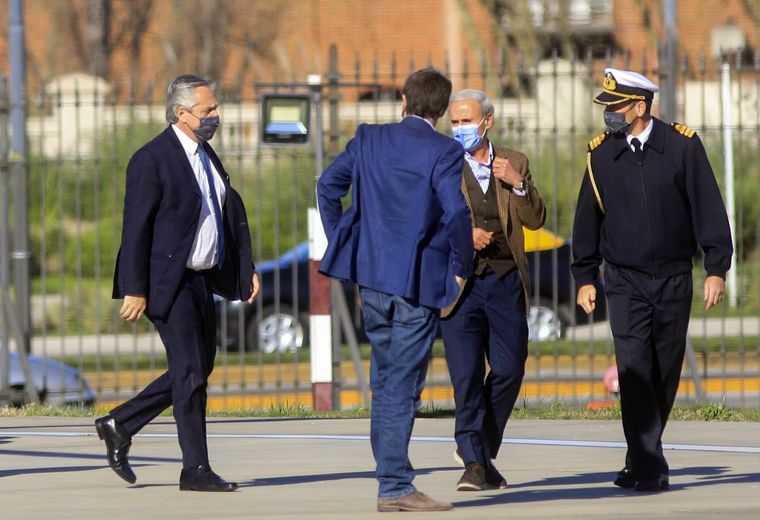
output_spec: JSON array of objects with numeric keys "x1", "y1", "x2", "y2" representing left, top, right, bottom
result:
[{"x1": 603, "y1": 73, "x2": 617, "y2": 91}]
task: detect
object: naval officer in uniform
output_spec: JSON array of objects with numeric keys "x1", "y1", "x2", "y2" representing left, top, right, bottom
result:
[{"x1": 571, "y1": 68, "x2": 733, "y2": 492}]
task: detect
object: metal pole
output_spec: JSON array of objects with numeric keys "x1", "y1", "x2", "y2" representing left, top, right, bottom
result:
[
  {"x1": 721, "y1": 63, "x2": 738, "y2": 307},
  {"x1": 660, "y1": 0, "x2": 678, "y2": 122},
  {"x1": 327, "y1": 45, "x2": 340, "y2": 161},
  {"x1": 0, "y1": 76, "x2": 37, "y2": 406},
  {"x1": 685, "y1": 338, "x2": 705, "y2": 401},
  {"x1": 0, "y1": 76, "x2": 9, "y2": 402},
  {"x1": 9, "y1": 0, "x2": 31, "y2": 353}
]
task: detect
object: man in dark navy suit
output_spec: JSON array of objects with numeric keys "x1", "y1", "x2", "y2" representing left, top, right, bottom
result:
[
  {"x1": 318, "y1": 68, "x2": 473, "y2": 512},
  {"x1": 95, "y1": 75, "x2": 260, "y2": 491}
]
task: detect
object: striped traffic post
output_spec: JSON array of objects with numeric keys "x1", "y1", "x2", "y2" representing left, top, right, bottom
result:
[{"x1": 308, "y1": 208, "x2": 333, "y2": 410}]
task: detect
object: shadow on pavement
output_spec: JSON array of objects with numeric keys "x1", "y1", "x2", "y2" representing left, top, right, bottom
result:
[
  {"x1": 452, "y1": 466, "x2": 760, "y2": 508},
  {"x1": 239, "y1": 466, "x2": 459, "y2": 488}
]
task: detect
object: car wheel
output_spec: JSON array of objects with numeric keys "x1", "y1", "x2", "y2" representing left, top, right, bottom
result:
[
  {"x1": 527, "y1": 301, "x2": 565, "y2": 341},
  {"x1": 248, "y1": 305, "x2": 306, "y2": 353}
]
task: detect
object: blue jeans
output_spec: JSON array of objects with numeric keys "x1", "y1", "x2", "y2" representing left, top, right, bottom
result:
[{"x1": 360, "y1": 287, "x2": 439, "y2": 498}]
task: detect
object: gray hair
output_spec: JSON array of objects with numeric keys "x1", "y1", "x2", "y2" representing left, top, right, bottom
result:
[
  {"x1": 450, "y1": 89, "x2": 494, "y2": 118},
  {"x1": 165, "y1": 74, "x2": 216, "y2": 124}
]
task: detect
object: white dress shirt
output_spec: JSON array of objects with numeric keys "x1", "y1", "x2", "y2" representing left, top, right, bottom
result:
[
  {"x1": 465, "y1": 141, "x2": 526, "y2": 196},
  {"x1": 171, "y1": 125, "x2": 227, "y2": 270},
  {"x1": 628, "y1": 118, "x2": 654, "y2": 151}
]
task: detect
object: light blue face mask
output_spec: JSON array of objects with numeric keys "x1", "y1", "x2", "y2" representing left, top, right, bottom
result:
[{"x1": 452, "y1": 117, "x2": 486, "y2": 151}]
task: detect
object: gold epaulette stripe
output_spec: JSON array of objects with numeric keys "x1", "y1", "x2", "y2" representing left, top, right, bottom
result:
[
  {"x1": 587, "y1": 132, "x2": 608, "y2": 151},
  {"x1": 586, "y1": 151, "x2": 605, "y2": 215},
  {"x1": 672, "y1": 123, "x2": 696, "y2": 138}
]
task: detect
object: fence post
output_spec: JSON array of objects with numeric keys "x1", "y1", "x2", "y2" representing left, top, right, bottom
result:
[
  {"x1": 0, "y1": 75, "x2": 10, "y2": 403},
  {"x1": 0, "y1": 74, "x2": 37, "y2": 405},
  {"x1": 9, "y1": 0, "x2": 31, "y2": 357}
]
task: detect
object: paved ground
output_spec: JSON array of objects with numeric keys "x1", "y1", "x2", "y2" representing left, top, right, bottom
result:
[{"x1": 1, "y1": 416, "x2": 759, "y2": 519}]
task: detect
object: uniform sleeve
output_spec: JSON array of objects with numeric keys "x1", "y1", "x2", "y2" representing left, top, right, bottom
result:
[
  {"x1": 433, "y1": 140, "x2": 474, "y2": 278},
  {"x1": 571, "y1": 163, "x2": 604, "y2": 286},
  {"x1": 119, "y1": 149, "x2": 162, "y2": 296},
  {"x1": 317, "y1": 126, "x2": 361, "y2": 237},
  {"x1": 684, "y1": 135, "x2": 734, "y2": 277}
]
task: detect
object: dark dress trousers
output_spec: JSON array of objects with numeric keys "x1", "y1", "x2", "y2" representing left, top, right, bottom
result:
[{"x1": 111, "y1": 127, "x2": 255, "y2": 469}]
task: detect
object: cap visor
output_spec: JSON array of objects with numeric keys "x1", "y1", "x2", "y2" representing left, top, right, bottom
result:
[{"x1": 593, "y1": 91, "x2": 630, "y2": 105}]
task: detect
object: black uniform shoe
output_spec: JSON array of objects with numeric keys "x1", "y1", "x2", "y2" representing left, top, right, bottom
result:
[
  {"x1": 635, "y1": 474, "x2": 669, "y2": 492},
  {"x1": 179, "y1": 466, "x2": 238, "y2": 492},
  {"x1": 613, "y1": 466, "x2": 636, "y2": 488},
  {"x1": 95, "y1": 415, "x2": 136, "y2": 484}
]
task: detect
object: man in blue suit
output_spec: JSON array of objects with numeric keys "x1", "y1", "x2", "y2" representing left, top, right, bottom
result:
[
  {"x1": 95, "y1": 75, "x2": 260, "y2": 491},
  {"x1": 318, "y1": 68, "x2": 473, "y2": 512}
]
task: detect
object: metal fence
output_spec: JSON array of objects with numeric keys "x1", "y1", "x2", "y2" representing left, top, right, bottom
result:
[{"x1": 2, "y1": 46, "x2": 760, "y2": 410}]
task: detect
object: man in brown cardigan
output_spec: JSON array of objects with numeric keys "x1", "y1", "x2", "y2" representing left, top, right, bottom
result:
[{"x1": 442, "y1": 89, "x2": 546, "y2": 491}]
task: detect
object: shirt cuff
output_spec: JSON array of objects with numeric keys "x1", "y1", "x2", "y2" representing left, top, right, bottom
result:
[{"x1": 512, "y1": 184, "x2": 527, "y2": 197}]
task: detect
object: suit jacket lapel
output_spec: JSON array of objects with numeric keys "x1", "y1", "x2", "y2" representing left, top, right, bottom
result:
[
  {"x1": 164, "y1": 126, "x2": 202, "y2": 198},
  {"x1": 493, "y1": 148, "x2": 511, "y2": 232},
  {"x1": 202, "y1": 142, "x2": 231, "y2": 188}
]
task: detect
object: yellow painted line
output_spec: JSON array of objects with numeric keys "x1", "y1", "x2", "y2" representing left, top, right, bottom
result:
[
  {"x1": 86, "y1": 354, "x2": 757, "y2": 390},
  {"x1": 94, "y1": 377, "x2": 760, "y2": 414}
]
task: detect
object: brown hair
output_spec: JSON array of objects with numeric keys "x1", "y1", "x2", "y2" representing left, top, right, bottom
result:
[{"x1": 402, "y1": 68, "x2": 452, "y2": 120}]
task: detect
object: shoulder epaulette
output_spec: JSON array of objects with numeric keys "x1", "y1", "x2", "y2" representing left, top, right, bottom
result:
[
  {"x1": 587, "y1": 131, "x2": 608, "y2": 151},
  {"x1": 672, "y1": 122, "x2": 697, "y2": 138}
]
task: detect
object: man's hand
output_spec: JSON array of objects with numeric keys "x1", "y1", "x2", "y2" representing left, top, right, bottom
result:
[
  {"x1": 492, "y1": 156, "x2": 523, "y2": 187},
  {"x1": 247, "y1": 272, "x2": 261, "y2": 304},
  {"x1": 704, "y1": 275, "x2": 725, "y2": 311},
  {"x1": 576, "y1": 284, "x2": 597, "y2": 314},
  {"x1": 120, "y1": 295, "x2": 147, "y2": 322},
  {"x1": 473, "y1": 228, "x2": 494, "y2": 251}
]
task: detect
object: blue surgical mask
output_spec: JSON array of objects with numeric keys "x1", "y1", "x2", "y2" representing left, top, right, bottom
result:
[
  {"x1": 452, "y1": 117, "x2": 486, "y2": 151},
  {"x1": 187, "y1": 112, "x2": 220, "y2": 142}
]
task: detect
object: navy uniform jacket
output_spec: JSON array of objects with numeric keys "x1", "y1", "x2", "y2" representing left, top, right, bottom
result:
[
  {"x1": 571, "y1": 117, "x2": 733, "y2": 286},
  {"x1": 317, "y1": 117, "x2": 473, "y2": 309},
  {"x1": 112, "y1": 127, "x2": 256, "y2": 319}
]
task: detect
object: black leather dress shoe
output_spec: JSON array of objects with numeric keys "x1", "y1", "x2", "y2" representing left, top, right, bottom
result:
[
  {"x1": 95, "y1": 415, "x2": 136, "y2": 484},
  {"x1": 180, "y1": 466, "x2": 238, "y2": 492},
  {"x1": 635, "y1": 473, "x2": 669, "y2": 492},
  {"x1": 613, "y1": 466, "x2": 636, "y2": 488}
]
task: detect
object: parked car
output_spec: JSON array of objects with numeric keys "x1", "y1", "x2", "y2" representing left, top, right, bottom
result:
[
  {"x1": 0, "y1": 351, "x2": 96, "y2": 407},
  {"x1": 524, "y1": 229, "x2": 607, "y2": 340},
  {"x1": 216, "y1": 228, "x2": 606, "y2": 351}
]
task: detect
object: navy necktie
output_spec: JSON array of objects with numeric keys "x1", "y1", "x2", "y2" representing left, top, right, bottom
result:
[
  {"x1": 631, "y1": 137, "x2": 643, "y2": 164},
  {"x1": 197, "y1": 144, "x2": 225, "y2": 268}
]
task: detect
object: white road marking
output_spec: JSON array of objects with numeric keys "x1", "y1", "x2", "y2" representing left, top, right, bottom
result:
[{"x1": 2, "y1": 431, "x2": 760, "y2": 454}]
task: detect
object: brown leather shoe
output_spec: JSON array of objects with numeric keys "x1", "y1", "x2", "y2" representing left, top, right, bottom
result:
[
  {"x1": 485, "y1": 461, "x2": 508, "y2": 489},
  {"x1": 457, "y1": 462, "x2": 487, "y2": 491},
  {"x1": 377, "y1": 490, "x2": 453, "y2": 512}
]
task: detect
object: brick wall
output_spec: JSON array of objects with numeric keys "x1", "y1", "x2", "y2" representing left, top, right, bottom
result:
[{"x1": 0, "y1": 0, "x2": 756, "y2": 102}]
